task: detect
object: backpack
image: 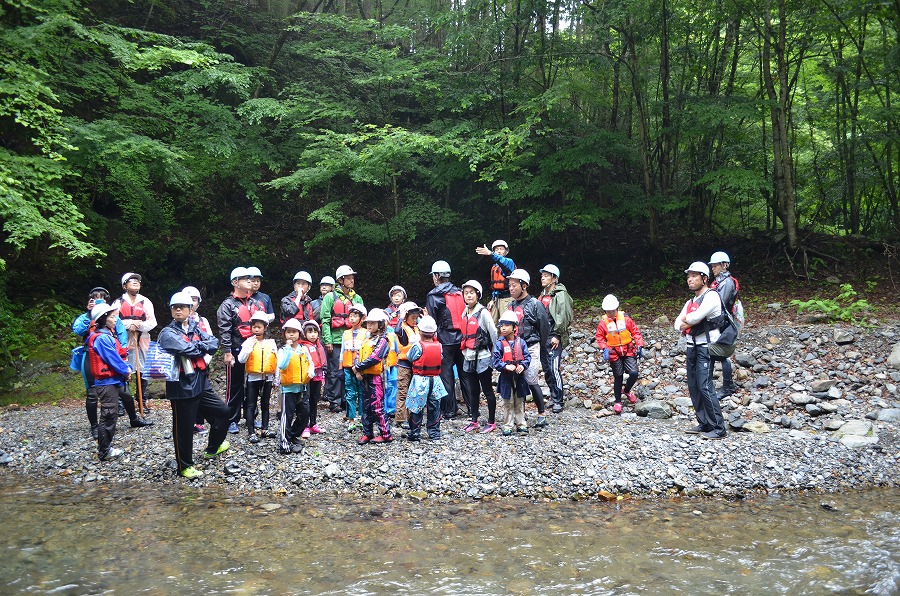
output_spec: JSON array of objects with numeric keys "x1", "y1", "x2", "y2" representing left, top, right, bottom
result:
[
  {"x1": 444, "y1": 290, "x2": 466, "y2": 332},
  {"x1": 709, "y1": 293, "x2": 741, "y2": 360}
]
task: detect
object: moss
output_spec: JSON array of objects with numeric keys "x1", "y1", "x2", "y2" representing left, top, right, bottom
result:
[{"x1": 0, "y1": 368, "x2": 84, "y2": 408}]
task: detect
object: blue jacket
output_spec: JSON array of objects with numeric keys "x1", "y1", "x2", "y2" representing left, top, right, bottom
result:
[
  {"x1": 490, "y1": 253, "x2": 516, "y2": 298},
  {"x1": 90, "y1": 328, "x2": 133, "y2": 387}
]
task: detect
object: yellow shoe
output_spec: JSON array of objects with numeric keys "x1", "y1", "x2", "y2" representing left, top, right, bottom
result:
[
  {"x1": 180, "y1": 466, "x2": 204, "y2": 479},
  {"x1": 204, "y1": 440, "x2": 230, "y2": 459}
]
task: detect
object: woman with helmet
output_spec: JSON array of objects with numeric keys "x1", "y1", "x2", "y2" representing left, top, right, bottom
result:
[{"x1": 459, "y1": 280, "x2": 499, "y2": 433}]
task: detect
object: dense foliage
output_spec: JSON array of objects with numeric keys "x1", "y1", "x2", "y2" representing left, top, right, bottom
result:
[{"x1": 1, "y1": 0, "x2": 898, "y2": 362}]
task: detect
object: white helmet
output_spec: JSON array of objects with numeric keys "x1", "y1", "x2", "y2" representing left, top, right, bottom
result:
[
  {"x1": 508, "y1": 269, "x2": 531, "y2": 286},
  {"x1": 91, "y1": 302, "x2": 117, "y2": 321},
  {"x1": 302, "y1": 319, "x2": 321, "y2": 332},
  {"x1": 121, "y1": 272, "x2": 141, "y2": 287},
  {"x1": 293, "y1": 271, "x2": 313, "y2": 284},
  {"x1": 709, "y1": 251, "x2": 730, "y2": 264},
  {"x1": 462, "y1": 279, "x2": 483, "y2": 298},
  {"x1": 230, "y1": 266, "x2": 249, "y2": 281},
  {"x1": 685, "y1": 261, "x2": 711, "y2": 277},
  {"x1": 399, "y1": 301, "x2": 421, "y2": 319},
  {"x1": 498, "y1": 311, "x2": 519, "y2": 326},
  {"x1": 601, "y1": 294, "x2": 619, "y2": 311},
  {"x1": 540, "y1": 264, "x2": 560, "y2": 279},
  {"x1": 320, "y1": 276, "x2": 336, "y2": 286},
  {"x1": 250, "y1": 311, "x2": 275, "y2": 325},
  {"x1": 366, "y1": 308, "x2": 388, "y2": 323},
  {"x1": 417, "y1": 315, "x2": 437, "y2": 333},
  {"x1": 348, "y1": 303, "x2": 367, "y2": 318},
  {"x1": 388, "y1": 285, "x2": 407, "y2": 300},
  {"x1": 282, "y1": 318, "x2": 304, "y2": 332},
  {"x1": 491, "y1": 240, "x2": 509, "y2": 250},
  {"x1": 335, "y1": 265, "x2": 357, "y2": 280},
  {"x1": 430, "y1": 260, "x2": 451, "y2": 275},
  {"x1": 246, "y1": 266, "x2": 262, "y2": 278},
  {"x1": 169, "y1": 291, "x2": 194, "y2": 307},
  {"x1": 181, "y1": 286, "x2": 202, "y2": 303}
]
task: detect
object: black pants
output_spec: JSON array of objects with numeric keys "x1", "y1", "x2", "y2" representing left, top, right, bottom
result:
[
  {"x1": 610, "y1": 356, "x2": 639, "y2": 401},
  {"x1": 95, "y1": 384, "x2": 127, "y2": 456},
  {"x1": 439, "y1": 342, "x2": 464, "y2": 418},
  {"x1": 226, "y1": 354, "x2": 246, "y2": 425},
  {"x1": 86, "y1": 386, "x2": 130, "y2": 428},
  {"x1": 294, "y1": 379, "x2": 322, "y2": 433},
  {"x1": 687, "y1": 344, "x2": 726, "y2": 434},
  {"x1": 324, "y1": 346, "x2": 344, "y2": 409},
  {"x1": 539, "y1": 344, "x2": 564, "y2": 407},
  {"x1": 171, "y1": 387, "x2": 229, "y2": 472},
  {"x1": 279, "y1": 389, "x2": 303, "y2": 451},
  {"x1": 460, "y1": 367, "x2": 496, "y2": 424},
  {"x1": 245, "y1": 379, "x2": 273, "y2": 431}
]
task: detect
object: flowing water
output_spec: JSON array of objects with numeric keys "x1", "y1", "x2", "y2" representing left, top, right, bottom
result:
[{"x1": 0, "y1": 475, "x2": 897, "y2": 594}]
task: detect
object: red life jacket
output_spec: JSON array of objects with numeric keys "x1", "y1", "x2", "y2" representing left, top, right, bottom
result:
[
  {"x1": 499, "y1": 337, "x2": 525, "y2": 365},
  {"x1": 490, "y1": 264, "x2": 508, "y2": 293},
  {"x1": 461, "y1": 310, "x2": 481, "y2": 351},
  {"x1": 300, "y1": 339, "x2": 327, "y2": 372},
  {"x1": 412, "y1": 341, "x2": 442, "y2": 376},
  {"x1": 444, "y1": 290, "x2": 465, "y2": 332},
  {"x1": 181, "y1": 331, "x2": 208, "y2": 371},
  {"x1": 710, "y1": 275, "x2": 740, "y2": 312},
  {"x1": 290, "y1": 300, "x2": 314, "y2": 323},
  {"x1": 330, "y1": 292, "x2": 353, "y2": 329},
  {"x1": 539, "y1": 293, "x2": 552, "y2": 310},
  {"x1": 118, "y1": 296, "x2": 146, "y2": 321},
  {"x1": 384, "y1": 304, "x2": 400, "y2": 328},
  {"x1": 234, "y1": 295, "x2": 261, "y2": 339},
  {"x1": 86, "y1": 330, "x2": 128, "y2": 380}
]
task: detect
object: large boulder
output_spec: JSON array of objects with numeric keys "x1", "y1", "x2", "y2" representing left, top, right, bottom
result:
[
  {"x1": 634, "y1": 399, "x2": 673, "y2": 419},
  {"x1": 888, "y1": 343, "x2": 900, "y2": 370},
  {"x1": 832, "y1": 420, "x2": 878, "y2": 448}
]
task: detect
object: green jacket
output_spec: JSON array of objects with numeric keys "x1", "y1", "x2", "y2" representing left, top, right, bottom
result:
[
  {"x1": 540, "y1": 283, "x2": 574, "y2": 349},
  {"x1": 320, "y1": 288, "x2": 365, "y2": 345}
]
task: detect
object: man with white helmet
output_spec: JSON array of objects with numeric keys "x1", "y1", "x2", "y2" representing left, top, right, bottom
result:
[
  {"x1": 425, "y1": 260, "x2": 466, "y2": 419},
  {"x1": 182, "y1": 285, "x2": 213, "y2": 434},
  {"x1": 216, "y1": 266, "x2": 265, "y2": 433},
  {"x1": 538, "y1": 264, "x2": 573, "y2": 413},
  {"x1": 310, "y1": 276, "x2": 335, "y2": 324},
  {"x1": 280, "y1": 271, "x2": 314, "y2": 324},
  {"x1": 247, "y1": 266, "x2": 274, "y2": 315},
  {"x1": 475, "y1": 239, "x2": 516, "y2": 325},
  {"x1": 320, "y1": 265, "x2": 364, "y2": 413},
  {"x1": 708, "y1": 251, "x2": 739, "y2": 399},
  {"x1": 158, "y1": 291, "x2": 230, "y2": 479},
  {"x1": 507, "y1": 269, "x2": 551, "y2": 427},
  {"x1": 112, "y1": 272, "x2": 157, "y2": 412},
  {"x1": 674, "y1": 262, "x2": 728, "y2": 439}
]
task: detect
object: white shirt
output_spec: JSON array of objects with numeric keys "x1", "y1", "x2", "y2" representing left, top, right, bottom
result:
[{"x1": 674, "y1": 289, "x2": 722, "y2": 345}]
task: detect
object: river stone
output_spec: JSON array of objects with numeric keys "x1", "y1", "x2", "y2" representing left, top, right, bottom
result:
[
  {"x1": 674, "y1": 397, "x2": 693, "y2": 408},
  {"x1": 634, "y1": 400, "x2": 672, "y2": 419},
  {"x1": 323, "y1": 463, "x2": 342, "y2": 479},
  {"x1": 261, "y1": 503, "x2": 281, "y2": 511},
  {"x1": 823, "y1": 417, "x2": 844, "y2": 431},
  {"x1": 888, "y1": 344, "x2": 900, "y2": 369},
  {"x1": 790, "y1": 393, "x2": 816, "y2": 405},
  {"x1": 735, "y1": 352, "x2": 757, "y2": 367},
  {"x1": 766, "y1": 303, "x2": 782, "y2": 310},
  {"x1": 826, "y1": 386, "x2": 842, "y2": 399},
  {"x1": 876, "y1": 408, "x2": 900, "y2": 423},
  {"x1": 768, "y1": 337, "x2": 782, "y2": 346},
  {"x1": 840, "y1": 434, "x2": 879, "y2": 448},
  {"x1": 818, "y1": 402, "x2": 839, "y2": 414},
  {"x1": 742, "y1": 420, "x2": 769, "y2": 434},
  {"x1": 810, "y1": 379, "x2": 837, "y2": 392},
  {"x1": 654, "y1": 315, "x2": 670, "y2": 326},
  {"x1": 832, "y1": 419, "x2": 874, "y2": 439},
  {"x1": 806, "y1": 403, "x2": 825, "y2": 416},
  {"x1": 834, "y1": 329, "x2": 855, "y2": 345}
]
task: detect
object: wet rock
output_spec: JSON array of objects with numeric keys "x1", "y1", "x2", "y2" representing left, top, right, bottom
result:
[{"x1": 634, "y1": 400, "x2": 672, "y2": 419}]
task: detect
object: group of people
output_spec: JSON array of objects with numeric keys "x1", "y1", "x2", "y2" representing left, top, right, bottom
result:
[{"x1": 72, "y1": 243, "x2": 741, "y2": 478}]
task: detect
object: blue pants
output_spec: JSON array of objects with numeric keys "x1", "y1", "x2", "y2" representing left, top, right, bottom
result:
[{"x1": 344, "y1": 369, "x2": 362, "y2": 419}]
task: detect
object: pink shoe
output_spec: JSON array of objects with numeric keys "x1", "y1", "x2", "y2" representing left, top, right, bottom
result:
[
  {"x1": 309, "y1": 424, "x2": 325, "y2": 434},
  {"x1": 301, "y1": 427, "x2": 311, "y2": 439},
  {"x1": 463, "y1": 421, "x2": 479, "y2": 433},
  {"x1": 626, "y1": 392, "x2": 637, "y2": 404},
  {"x1": 613, "y1": 402, "x2": 623, "y2": 414},
  {"x1": 480, "y1": 423, "x2": 496, "y2": 434}
]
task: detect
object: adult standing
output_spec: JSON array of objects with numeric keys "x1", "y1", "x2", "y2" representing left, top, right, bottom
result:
[
  {"x1": 538, "y1": 264, "x2": 573, "y2": 414},
  {"x1": 673, "y1": 262, "x2": 728, "y2": 440},
  {"x1": 216, "y1": 267, "x2": 263, "y2": 433},
  {"x1": 507, "y1": 269, "x2": 551, "y2": 427},
  {"x1": 708, "y1": 251, "x2": 739, "y2": 399},
  {"x1": 320, "y1": 265, "x2": 364, "y2": 413},
  {"x1": 311, "y1": 276, "x2": 335, "y2": 324},
  {"x1": 281, "y1": 271, "x2": 314, "y2": 324},
  {"x1": 247, "y1": 266, "x2": 275, "y2": 315},
  {"x1": 158, "y1": 291, "x2": 230, "y2": 479},
  {"x1": 475, "y1": 240, "x2": 516, "y2": 325},
  {"x1": 112, "y1": 272, "x2": 157, "y2": 411},
  {"x1": 425, "y1": 260, "x2": 465, "y2": 420},
  {"x1": 459, "y1": 280, "x2": 499, "y2": 433},
  {"x1": 182, "y1": 285, "x2": 213, "y2": 433}
]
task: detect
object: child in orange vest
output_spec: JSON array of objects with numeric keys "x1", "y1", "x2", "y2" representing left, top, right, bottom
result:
[
  {"x1": 297, "y1": 320, "x2": 327, "y2": 438},
  {"x1": 595, "y1": 294, "x2": 645, "y2": 414},
  {"x1": 404, "y1": 315, "x2": 446, "y2": 442},
  {"x1": 340, "y1": 304, "x2": 368, "y2": 429},
  {"x1": 352, "y1": 308, "x2": 393, "y2": 444},
  {"x1": 492, "y1": 311, "x2": 531, "y2": 436},
  {"x1": 238, "y1": 311, "x2": 278, "y2": 443},
  {"x1": 394, "y1": 301, "x2": 422, "y2": 429}
]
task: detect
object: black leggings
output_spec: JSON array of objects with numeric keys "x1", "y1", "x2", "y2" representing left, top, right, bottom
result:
[
  {"x1": 245, "y1": 379, "x2": 273, "y2": 431},
  {"x1": 610, "y1": 356, "x2": 638, "y2": 401},
  {"x1": 294, "y1": 380, "x2": 322, "y2": 433},
  {"x1": 460, "y1": 368, "x2": 497, "y2": 424}
]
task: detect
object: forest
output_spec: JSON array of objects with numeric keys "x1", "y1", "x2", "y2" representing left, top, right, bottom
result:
[{"x1": 1, "y1": 0, "x2": 899, "y2": 365}]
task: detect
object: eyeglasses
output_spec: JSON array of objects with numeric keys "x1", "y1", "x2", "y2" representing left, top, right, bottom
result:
[{"x1": 171, "y1": 304, "x2": 190, "y2": 310}]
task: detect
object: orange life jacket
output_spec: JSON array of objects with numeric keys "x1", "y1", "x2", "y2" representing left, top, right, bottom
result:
[
  {"x1": 358, "y1": 337, "x2": 385, "y2": 375},
  {"x1": 341, "y1": 328, "x2": 366, "y2": 368},
  {"x1": 490, "y1": 264, "x2": 508, "y2": 293},
  {"x1": 499, "y1": 337, "x2": 526, "y2": 365},
  {"x1": 281, "y1": 347, "x2": 313, "y2": 385},
  {"x1": 412, "y1": 341, "x2": 442, "y2": 376},
  {"x1": 601, "y1": 312, "x2": 633, "y2": 347},
  {"x1": 398, "y1": 323, "x2": 420, "y2": 362},
  {"x1": 86, "y1": 330, "x2": 128, "y2": 380},
  {"x1": 385, "y1": 329, "x2": 399, "y2": 367},
  {"x1": 246, "y1": 340, "x2": 277, "y2": 374}
]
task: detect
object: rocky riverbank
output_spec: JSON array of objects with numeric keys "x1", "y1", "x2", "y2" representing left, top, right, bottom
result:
[{"x1": 1, "y1": 309, "x2": 899, "y2": 501}]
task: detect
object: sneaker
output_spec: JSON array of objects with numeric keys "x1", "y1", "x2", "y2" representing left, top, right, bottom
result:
[
  {"x1": 612, "y1": 402, "x2": 623, "y2": 414},
  {"x1": 701, "y1": 431, "x2": 727, "y2": 440},
  {"x1": 301, "y1": 427, "x2": 311, "y2": 439},
  {"x1": 357, "y1": 435, "x2": 371, "y2": 445},
  {"x1": 534, "y1": 416, "x2": 547, "y2": 428},
  {"x1": 130, "y1": 417, "x2": 154, "y2": 428},
  {"x1": 717, "y1": 389, "x2": 735, "y2": 401},
  {"x1": 329, "y1": 405, "x2": 342, "y2": 413},
  {"x1": 180, "y1": 466, "x2": 204, "y2": 479},
  {"x1": 248, "y1": 433, "x2": 259, "y2": 444},
  {"x1": 309, "y1": 425, "x2": 325, "y2": 434},
  {"x1": 516, "y1": 426, "x2": 529, "y2": 434},
  {"x1": 193, "y1": 424, "x2": 207, "y2": 434},
  {"x1": 402, "y1": 432, "x2": 420, "y2": 442},
  {"x1": 463, "y1": 421, "x2": 479, "y2": 433},
  {"x1": 626, "y1": 392, "x2": 637, "y2": 404},
  {"x1": 551, "y1": 404, "x2": 563, "y2": 414},
  {"x1": 502, "y1": 428, "x2": 513, "y2": 436},
  {"x1": 371, "y1": 435, "x2": 393, "y2": 444},
  {"x1": 347, "y1": 420, "x2": 362, "y2": 432},
  {"x1": 684, "y1": 425, "x2": 705, "y2": 435},
  {"x1": 100, "y1": 447, "x2": 123, "y2": 460},
  {"x1": 291, "y1": 443, "x2": 304, "y2": 454},
  {"x1": 204, "y1": 440, "x2": 230, "y2": 458},
  {"x1": 480, "y1": 423, "x2": 496, "y2": 434},
  {"x1": 90, "y1": 424, "x2": 98, "y2": 440},
  {"x1": 228, "y1": 422, "x2": 239, "y2": 434},
  {"x1": 263, "y1": 429, "x2": 276, "y2": 438}
]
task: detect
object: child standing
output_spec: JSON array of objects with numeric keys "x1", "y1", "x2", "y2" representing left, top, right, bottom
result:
[
  {"x1": 459, "y1": 280, "x2": 499, "y2": 433},
  {"x1": 340, "y1": 303, "x2": 368, "y2": 429},
  {"x1": 404, "y1": 315, "x2": 446, "y2": 442},
  {"x1": 352, "y1": 308, "x2": 393, "y2": 444},
  {"x1": 595, "y1": 294, "x2": 645, "y2": 414},
  {"x1": 393, "y1": 301, "x2": 422, "y2": 429},
  {"x1": 297, "y1": 320, "x2": 328, "y2": 438},
  {"x1": 493, "y1": 311, "x2": 531, "y2": 436},
  {"x1": 238, "y1": 311, "x2": 278, "y2": 443},
  {"x1": 277, "y1": 319, "x2": 313, "y2": 454}
]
